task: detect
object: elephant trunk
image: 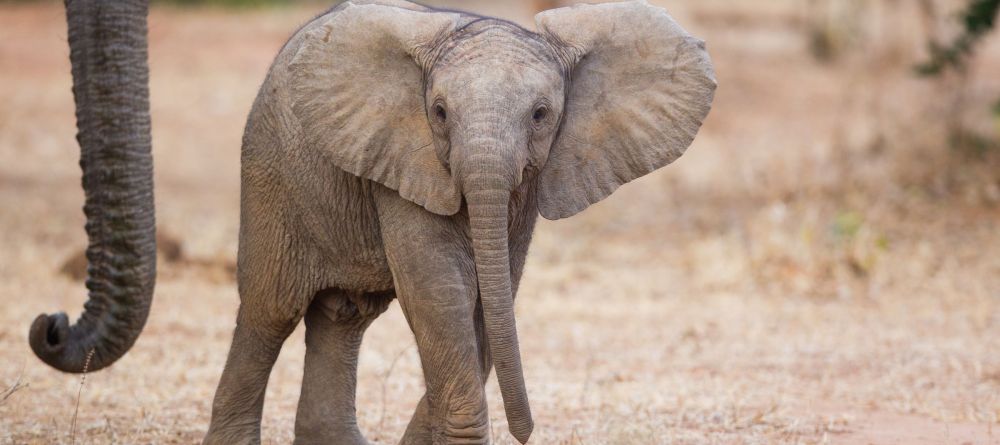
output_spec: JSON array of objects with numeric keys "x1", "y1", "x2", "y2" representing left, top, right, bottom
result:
[
  {"x1": 463, "y1": 154, "x2": 533, "y2": 444},
  {"x1": 29, "y1": 0, "x2": 156, "y2": 373}
]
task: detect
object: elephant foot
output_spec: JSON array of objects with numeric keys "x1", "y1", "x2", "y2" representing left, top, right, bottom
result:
[
  {"x1": 202, "y1": 427, "x2": 260, "y2": 445},
  {"x1": 294, "y1": 428, "x2": 369, "y2": 445}
]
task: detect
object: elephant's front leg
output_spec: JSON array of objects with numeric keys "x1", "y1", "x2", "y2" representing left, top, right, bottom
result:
[
  {"x1": 401, "y1": 303, "x2": 493, "y2": 445},
  {"x1": 398, "y1": 283, "x2": 489, "y2": 445},
  {"x1": 377, "y1": 195, "x2": 491, "y2": 445}
]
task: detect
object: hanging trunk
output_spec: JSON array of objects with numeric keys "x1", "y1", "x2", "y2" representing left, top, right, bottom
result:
[
  {"x1": 465, "y1": 168, "x2": 533, "y2": 444},
  {"x1": 29, "y1": 0, "x2": 155, "y2": 373}
]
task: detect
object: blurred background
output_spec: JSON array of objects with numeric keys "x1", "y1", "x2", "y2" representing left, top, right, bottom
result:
[{"x1": 1, "y1": 0, "x2": 998, "y2": 443}]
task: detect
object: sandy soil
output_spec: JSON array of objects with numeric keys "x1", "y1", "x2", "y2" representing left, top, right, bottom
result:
[{"x1": 1, "y1": 1, "x2": 999, "y2": 444}]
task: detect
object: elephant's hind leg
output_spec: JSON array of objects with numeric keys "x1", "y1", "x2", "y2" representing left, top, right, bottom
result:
[
  {"x1": 204, "y1": 230, "x2": 316, "y2": 444},
  {"x1": 204, "y1": 303, "x2": 303, "y2": 445},
  {"x1": 293, "y1": 288, "x2": 393, "y2": 445}
]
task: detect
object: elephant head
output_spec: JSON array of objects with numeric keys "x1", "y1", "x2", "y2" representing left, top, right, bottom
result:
[
  {"x1": 288, "y1": 0, "x2": 715, "y2": 441},
  {"x1": 29, "y1": 0, "x2": 156, "y2": 373}
]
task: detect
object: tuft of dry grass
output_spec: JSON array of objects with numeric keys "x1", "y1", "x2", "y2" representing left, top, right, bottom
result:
[
  {"x1": 1, "y1": 1, "x2": 998, "y2": 444},
  {"x1": 0, "y1": 369, "x2": 27, "y2": 407}
]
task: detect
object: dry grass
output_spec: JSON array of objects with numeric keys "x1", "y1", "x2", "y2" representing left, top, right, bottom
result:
[{"x1": 1, "y1": 1, "x2": 999, "y2": 444}]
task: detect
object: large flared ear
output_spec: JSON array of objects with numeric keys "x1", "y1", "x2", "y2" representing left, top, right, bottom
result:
[
  {"x1": 534, "y1": 0, "x2": 717, "y2": 220},
  {"x1": 289, "y1": 1, "x2": 463, "y2": 215}
]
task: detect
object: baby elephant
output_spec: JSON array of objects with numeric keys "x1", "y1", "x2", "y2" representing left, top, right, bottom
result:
[{"x1": 203, "y1": 0, "x2": 715, "y2": 443}]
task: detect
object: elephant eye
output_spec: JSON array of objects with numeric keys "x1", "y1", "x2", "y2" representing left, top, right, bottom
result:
[
  {"x1": 532, "y1": 106, "x2": 547, "y2": 123},
  {"x1": 434, "y1": 104, "x2": 447, "y2": 122}
]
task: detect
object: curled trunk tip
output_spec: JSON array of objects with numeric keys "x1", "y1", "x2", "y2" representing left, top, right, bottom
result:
[{"x1": 28, "y1": 313, "x2": 71, "y2": 365}]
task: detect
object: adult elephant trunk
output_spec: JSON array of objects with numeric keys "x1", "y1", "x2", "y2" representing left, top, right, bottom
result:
[
  {"x1": 463, "y1": 154, "x2": 533, "y2": 444},
  {"x1": 29, "y1": 0, "x2": 155, "y2": 373}
]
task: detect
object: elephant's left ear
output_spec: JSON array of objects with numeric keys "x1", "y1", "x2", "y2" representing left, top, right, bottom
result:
[{"x1": 534, "y1": 0, "x2": 717, "y2": 220}]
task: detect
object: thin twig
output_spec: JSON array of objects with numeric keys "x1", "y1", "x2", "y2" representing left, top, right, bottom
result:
[
  {"x1": 378, "y1": 344, "x2": 413, "y2": 436},
  {"x1": 70, "y1": 349, "x2": 95, "y2": 445},
  {"x1": 0, "y1": 365, "x2": 28, "y2": 405},
  {"x1": 579, "y1": 348, "x2": 595, "y2": 407}
]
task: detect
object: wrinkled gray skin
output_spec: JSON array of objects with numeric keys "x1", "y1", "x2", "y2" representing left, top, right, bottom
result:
[
  {"x1": 29, "y1": 0, "x2": 156, "y2": 374},
  {"x1": 204, "y1": 1, "x2": 715, "y2": 444}
]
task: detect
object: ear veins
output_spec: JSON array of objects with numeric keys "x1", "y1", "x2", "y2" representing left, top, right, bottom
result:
[{"x1": 536, "y1": 30, "x2": 584, "y2": 79}]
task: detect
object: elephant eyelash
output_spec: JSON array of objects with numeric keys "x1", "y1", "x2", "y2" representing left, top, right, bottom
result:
[{"x1": 433, "y1": 103, "x2": 447, "y2": 122}]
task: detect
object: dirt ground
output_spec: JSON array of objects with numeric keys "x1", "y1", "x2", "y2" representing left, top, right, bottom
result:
[{"x1": 1, "y1": 1, "x2": 999, "y2": 444}]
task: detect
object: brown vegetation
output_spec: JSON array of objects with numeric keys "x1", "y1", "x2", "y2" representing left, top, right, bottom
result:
[{"x1": 1, "y1": 1, "x2": 998, "y2": 443}]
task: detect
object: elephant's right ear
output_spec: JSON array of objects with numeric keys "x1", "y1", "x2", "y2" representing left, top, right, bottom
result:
[{"x1": 288, "y1": 2, "x2": 463, "y2": 215}]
